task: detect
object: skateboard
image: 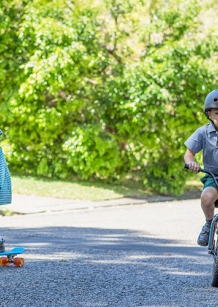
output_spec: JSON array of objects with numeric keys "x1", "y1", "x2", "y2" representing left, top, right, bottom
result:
[{"x1": 0, "y1": 247, "x2": 25, "y2": 267}]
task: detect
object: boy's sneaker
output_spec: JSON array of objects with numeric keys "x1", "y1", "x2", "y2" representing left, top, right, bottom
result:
[
  {"x1": 0, "y1": 238, "x2": 5, "y2": 252},
  {"x1": 197, "y1": 223, "x2": 211, "y2": 246}
]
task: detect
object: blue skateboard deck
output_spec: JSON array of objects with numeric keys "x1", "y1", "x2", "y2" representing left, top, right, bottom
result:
[
  {"x1": 0, "y1": 247, "x2": 25, "y2": 256},
  {"x1": 0, "y1": 247, "x2": 25, "y2": 267}
]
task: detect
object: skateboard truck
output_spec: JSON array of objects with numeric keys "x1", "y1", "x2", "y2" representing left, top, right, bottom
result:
[{"x1": 0, "y1": 247, "x2": 25, "y2": 267}]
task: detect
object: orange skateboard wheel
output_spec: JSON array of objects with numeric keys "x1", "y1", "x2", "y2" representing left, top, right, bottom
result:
[
  {"x1": 13, "y1": 257, "x2": 24, "y2": 267},
  {"x1": 0, "y1": 257, "x2": 10, "y2": 266}
]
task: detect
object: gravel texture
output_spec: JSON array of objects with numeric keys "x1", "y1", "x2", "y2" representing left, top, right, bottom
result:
[{"x1": 0, "y1": 198, "x2": 217, "y2": 306}]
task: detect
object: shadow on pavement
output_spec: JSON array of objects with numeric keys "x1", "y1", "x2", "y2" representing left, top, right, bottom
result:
[
  {"x1": 0, "y1": 225, "x2": 216, "y2": 307},
  {"x1": 0, "y1": 225, "x2": 208, "y2": 257}
]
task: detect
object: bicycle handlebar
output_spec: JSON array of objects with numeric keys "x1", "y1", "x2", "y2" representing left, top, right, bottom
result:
[
  {"x1": 184, "y1": 163, "x2": 218, "y2": 189},
  {"x1": 184, "y1": 163, "x2": 205, "y2": 173}
]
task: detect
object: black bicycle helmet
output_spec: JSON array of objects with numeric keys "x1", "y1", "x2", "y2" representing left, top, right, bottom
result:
[
  {"x1": 204, "y1": 89, "x2": 218, "y2": 117},
  {"x1": 204, "y1": 89, "x2": 218, "y2": 147}
]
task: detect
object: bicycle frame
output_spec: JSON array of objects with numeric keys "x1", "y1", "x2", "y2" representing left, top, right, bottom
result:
[
  {"x1": 184, "y1": 163, "x2": 218, "y2": 286},
  {"x1": 184, "y1": 163, "x2": 218, "y2": 255}
]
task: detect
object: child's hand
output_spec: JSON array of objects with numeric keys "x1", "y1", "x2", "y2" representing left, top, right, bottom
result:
[{"x1": 188, "y1": 162, "x2": 200, "y2": 174}]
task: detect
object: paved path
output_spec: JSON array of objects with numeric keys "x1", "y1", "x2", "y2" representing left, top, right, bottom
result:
[
  {"x1": 0, "y1": 194, "x2": 217, "y2": 306},
  {"x1": 0, "y1": 193, "x2": 178, "y2": 214}
]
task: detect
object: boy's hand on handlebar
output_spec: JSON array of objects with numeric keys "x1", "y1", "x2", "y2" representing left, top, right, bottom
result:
[{"x1": 188, "y1": 162, "x2": 200, "y2": 174}]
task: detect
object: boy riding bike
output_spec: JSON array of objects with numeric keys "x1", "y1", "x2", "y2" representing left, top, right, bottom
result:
[{"x1": 184, "y1": 89, "x2": 218, "y2": 246}]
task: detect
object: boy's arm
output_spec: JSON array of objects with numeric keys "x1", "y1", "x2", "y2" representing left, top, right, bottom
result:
[{"x1": 184, "y1": 149, "x2": 200, "y2": 174}]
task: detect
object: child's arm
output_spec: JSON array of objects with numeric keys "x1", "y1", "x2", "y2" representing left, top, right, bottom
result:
[{"x1": 184, "y1": 149, "x2": 200, "y2": 173}]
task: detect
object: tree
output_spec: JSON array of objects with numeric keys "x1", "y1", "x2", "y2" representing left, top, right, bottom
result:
[{"x1": 1, "y1": 0, "x2": 218, "y2": 194}]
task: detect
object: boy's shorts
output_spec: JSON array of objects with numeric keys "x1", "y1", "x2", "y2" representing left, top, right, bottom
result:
[
  {"x1": 200, "y1": 174, "x2": 218, "y2": 208},
  {"x1": 200, "y1": 174, "x2": 218, "y2": 191}
]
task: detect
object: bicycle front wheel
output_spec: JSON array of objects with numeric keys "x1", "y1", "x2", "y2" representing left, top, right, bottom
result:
[{"x1": 211, "y1": 254, "x2": 218, "y2": 287}]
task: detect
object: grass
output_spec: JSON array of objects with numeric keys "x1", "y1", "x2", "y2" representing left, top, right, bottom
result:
[
  {"x1": 11, "y1": 175, "x2": 150, "y2": 201},
  {"x1": 11, "y1": 173, "x2": 203, "y2": 202},
  {"x1": 185, "y1": 172, "x2": 203, "y2": 190}
]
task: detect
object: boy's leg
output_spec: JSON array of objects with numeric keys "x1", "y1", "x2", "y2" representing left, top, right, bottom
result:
[
  {"x1": 198, "y1": 187, "x2": 218, "y2": 246},
  {"x1": 201, "y1": 187, "x2": 217, "y2": 219}
]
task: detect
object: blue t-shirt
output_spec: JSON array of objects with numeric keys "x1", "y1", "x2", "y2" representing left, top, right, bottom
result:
[{"x1": 184, "y1": 123, "x2": 218, "y2": 174}]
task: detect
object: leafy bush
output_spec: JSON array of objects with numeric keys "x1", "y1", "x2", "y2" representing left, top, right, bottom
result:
[
  {"x1": 62, "y1": 125, "x2": 123, "y2": 179},
  {"x1": 0, "y1": 0, "x2": 218, "y2": 195}
]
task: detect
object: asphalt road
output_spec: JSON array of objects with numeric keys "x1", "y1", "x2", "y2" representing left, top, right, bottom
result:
[{"x1": 0, "y1": 198, "x2": 217, "y2": 307}]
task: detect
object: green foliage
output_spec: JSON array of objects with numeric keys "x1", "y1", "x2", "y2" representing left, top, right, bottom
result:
[
  {"x1": 62, "y1": 124, "x2": 123, "y2": 179},
  {"x1": 1, "y1": 0, "x2": 218, "y2": 195}
]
